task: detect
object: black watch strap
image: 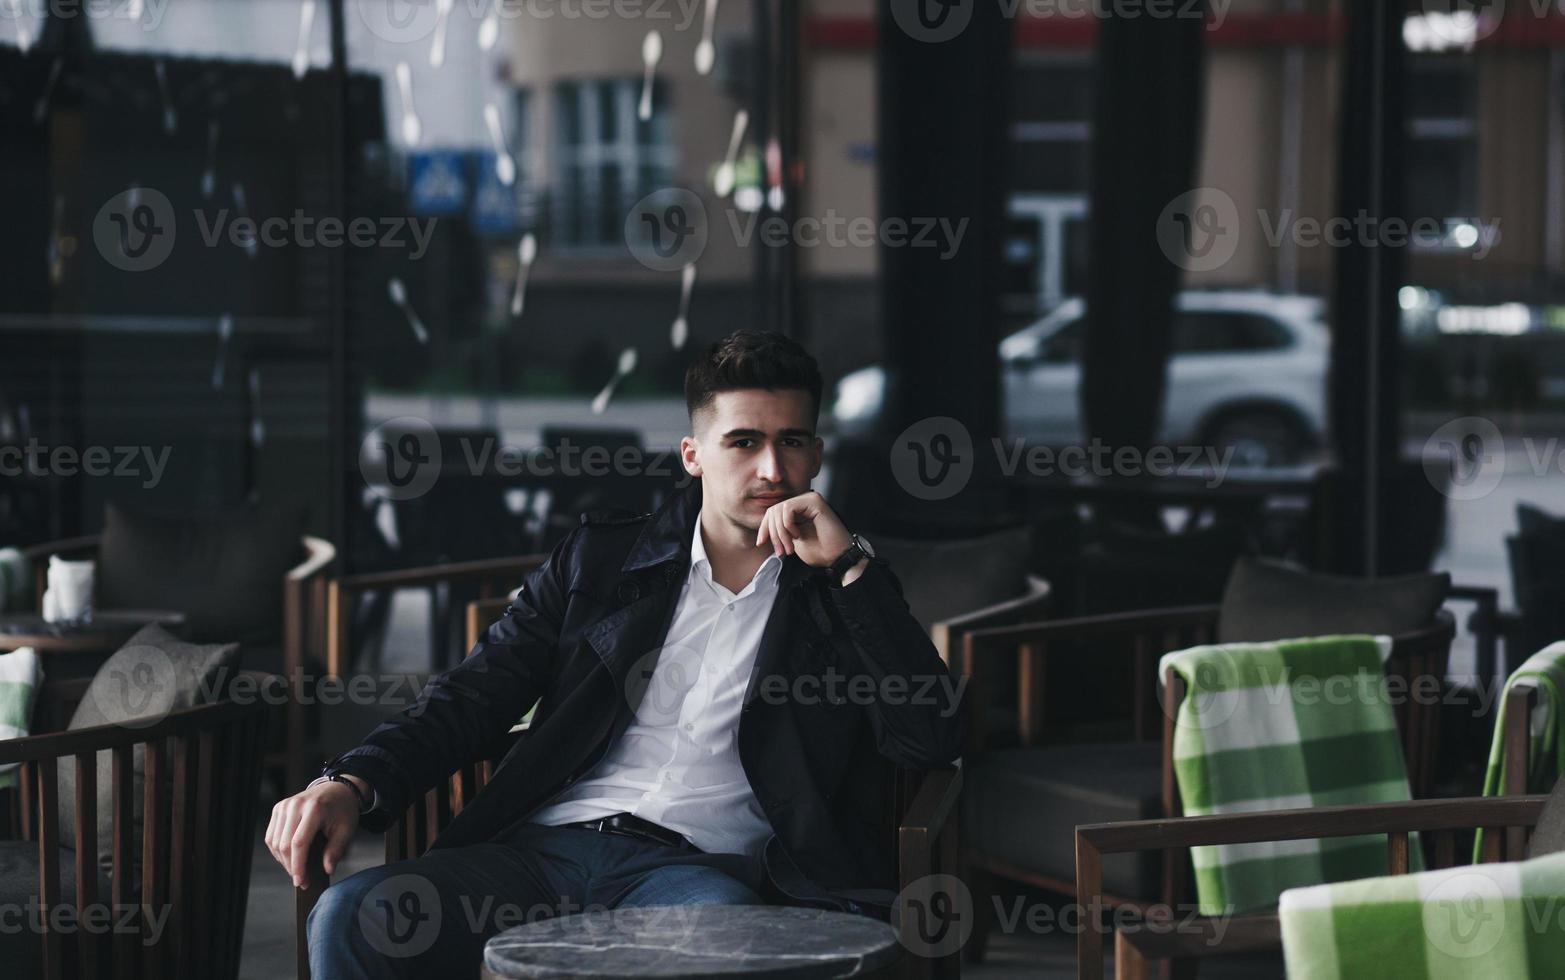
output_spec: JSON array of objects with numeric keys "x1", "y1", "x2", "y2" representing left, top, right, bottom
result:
[{"x1": 828, "y1": 539, "x2": 867, "y2": 580}]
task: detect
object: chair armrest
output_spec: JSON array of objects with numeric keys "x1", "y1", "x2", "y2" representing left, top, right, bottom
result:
[
  {"x1": 288, "y1": 536, "x2": 337, "y2": 583},
  {"x1": 326, "y1": 555, "x2": 547, "y2": 677},
  {"x1": 928, "y1": 575, "x2": 1052, "y2": 666},
  {"x1": 895, "y1": 766, "x2": 964, "y2": 973},
  {"x1": 1074, "y1": 795, "x2": 1550, "y2": 980},
  {"x1": 298, "y1": 835, "x2": 331, "y2": 980},
  {"x1": 0, "y1": 693, "x2": 273, "y2": 766},
  {"x1": 898, "y1": 766, "x2": 962, "y2": 844},
  {"x1": 465, "y1": 595, "x2": 516, "y2": 651},
  {"x1": 335, "y1": 554, "x2": 547, "y2": 593},
  {"x1": 959, "y1": 605, "x2": 1220, "y2": 751},
  {"x1": 961, "y1": 605, "x2": 1220, "y2": 661}
]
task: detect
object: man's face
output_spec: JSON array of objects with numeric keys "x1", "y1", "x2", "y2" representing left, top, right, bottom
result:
[{"x1": 681, "y1": 389, "x2": 823, "y2": 534}]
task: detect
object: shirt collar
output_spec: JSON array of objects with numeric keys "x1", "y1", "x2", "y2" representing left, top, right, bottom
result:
[{"x1": 691, "y1": 509, "x2": 783, "y2": 596}]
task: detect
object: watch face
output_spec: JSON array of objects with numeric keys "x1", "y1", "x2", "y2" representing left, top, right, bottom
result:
[{"x1": 856, "y1": 534, "x2": 875, "y2": 558}]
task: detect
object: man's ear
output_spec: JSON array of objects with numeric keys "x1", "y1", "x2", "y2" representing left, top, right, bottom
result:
[{"x1": 680, "y1": 435, "x2": 702, "y2": 477}]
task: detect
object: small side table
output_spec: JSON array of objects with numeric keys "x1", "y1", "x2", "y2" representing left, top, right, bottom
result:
[
  {"x1": 0, "y1": 610, "x2": 188, "y2": 678},
  {"x1": 482, "y1": 905, "x2": 902, "y2": 979}
]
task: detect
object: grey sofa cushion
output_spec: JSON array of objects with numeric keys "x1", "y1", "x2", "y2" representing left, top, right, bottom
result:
[
  {"x1": 0, "y1": 841, "x2": 113, "y2": 975},
  {"x1": 57, "y1": 624, "x2": 239, "y2": 880},
  {"x1": 964, "y1": 741, "x2": 1164, "y2": 900},
  {"x1": 871, "y1": 528, "x2": 1032, "y2": 631},
  {"x1": 97, "y1": 500, "x2": 303, "y2": 645},
  {"x1": 1218, "y1": 556, "x2": 1450, "y2": 644}
]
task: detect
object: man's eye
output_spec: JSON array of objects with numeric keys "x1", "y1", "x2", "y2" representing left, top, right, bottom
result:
[{"x1": 733, "y1": 439, "x2": 754, "y2": 449}]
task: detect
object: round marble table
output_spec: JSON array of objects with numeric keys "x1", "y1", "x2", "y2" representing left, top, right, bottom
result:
[{"x1": 481, "y1": 905, "x2": 901, "y2": 979}]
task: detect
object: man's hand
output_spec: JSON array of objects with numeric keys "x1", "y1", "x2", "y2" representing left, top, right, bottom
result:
[
  {"x1": 756, "y1": 491, "x2": 867, "y2": 584},
  {"x1": 265, "y1": 776, "x2": 365, "y2": 888}
]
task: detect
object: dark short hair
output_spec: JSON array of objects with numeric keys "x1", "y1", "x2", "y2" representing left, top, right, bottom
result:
[{"x1": 684, "y1": 330, "x2": 823, "y2": 427}]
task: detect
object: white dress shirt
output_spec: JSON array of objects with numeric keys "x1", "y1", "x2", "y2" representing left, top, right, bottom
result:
[{"x1": 528, "y1": 510, "x2": 783, "y2": 858}]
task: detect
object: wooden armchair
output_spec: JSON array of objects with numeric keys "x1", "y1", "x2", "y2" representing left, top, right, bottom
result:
[
  {"x1": 1075, "y1": 794, "x2": 1551, "y2": 980},
  {"x1": 955, "y1": 604, "x2": 1456, "y2": 962},
  {"x1": 0, "y1": 670, "x2": 276, "y2": 980},
  {"x1": 22, "y1": 534, "x2": 335, "y2": 792},
  {"x1": 296, "y1": 601, "x2": 966, "y2": 980}
]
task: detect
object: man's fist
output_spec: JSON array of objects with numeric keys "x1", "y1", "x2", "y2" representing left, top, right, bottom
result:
[
  {"x1": 265, "y1": 775, "x2": 365, "y2": 888},
  {"x1": 755, "y1": 490, "x2": 867, "y2": 584}
]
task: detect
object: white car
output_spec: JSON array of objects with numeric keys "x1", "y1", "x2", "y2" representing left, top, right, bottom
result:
[{"x1": 832, "y1": 291, "x2": 1329, "y2": 467}]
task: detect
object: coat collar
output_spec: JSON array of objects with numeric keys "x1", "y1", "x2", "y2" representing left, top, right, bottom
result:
[{"x1": 621, "y1": 478, "x2": 702, "y2": 572}]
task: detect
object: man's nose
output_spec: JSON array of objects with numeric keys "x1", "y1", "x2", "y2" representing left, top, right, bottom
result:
[{"x1": 756, "y1": 445, "x2": 782, "y2": 482}]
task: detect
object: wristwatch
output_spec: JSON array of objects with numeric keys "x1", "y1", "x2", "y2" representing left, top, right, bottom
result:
[{"x1": 827, "y1": 533, "x2": 875, "y2": 583}]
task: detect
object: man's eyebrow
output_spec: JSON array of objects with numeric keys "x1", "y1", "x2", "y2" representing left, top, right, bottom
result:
[{"x1": 719, "y1": 427, "x2": 816, "y2": 440}]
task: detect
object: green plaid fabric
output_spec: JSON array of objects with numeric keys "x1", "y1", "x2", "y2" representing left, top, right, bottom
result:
[
  {"x1": 1280, "y1": 850, "x2": 1565, "y2": 980},
  {"x1": 0, "y1": 646, "x2": 43, "y2": 791},
  {"x1": 1474, "y1": 641, "x2": 1565, "y2": 861},
  {"x1": 1162, "y1": 634, "x2": 1415, "y2": 915}
]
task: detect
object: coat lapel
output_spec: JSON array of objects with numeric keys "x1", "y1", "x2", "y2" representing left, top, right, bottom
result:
[{"x1": 743, "y1": 555, "x2": 821, "y2": 707}]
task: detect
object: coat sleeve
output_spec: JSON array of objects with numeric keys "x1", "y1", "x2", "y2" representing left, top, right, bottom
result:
[
  {"x1": 324, "y1": 527, "x2": 579, "y2": 830},
  {"x1": 825, "y1": 558, "x2": 965, "y2": 768}
]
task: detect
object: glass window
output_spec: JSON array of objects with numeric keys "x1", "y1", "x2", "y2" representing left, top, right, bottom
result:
[{"x1": 554, "y1": 78, "x2": 673, "y2": 250}]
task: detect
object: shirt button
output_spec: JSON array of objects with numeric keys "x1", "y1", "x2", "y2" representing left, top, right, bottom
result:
[{"x1": 684, "y1": 723, "x2": 694, "y2": 732}]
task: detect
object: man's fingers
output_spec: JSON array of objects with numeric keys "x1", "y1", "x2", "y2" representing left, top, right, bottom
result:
[
  {"x1": 288, "y1": 803, "x2": 321, "y2": 885},
  {"x1": 273, "y1": 806, "x2": 300, "y2": 878},
  {"x1": 323, "y1": 822, "x2": 353, "y2": 876}
]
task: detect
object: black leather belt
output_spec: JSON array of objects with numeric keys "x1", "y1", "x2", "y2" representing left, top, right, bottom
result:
[{"x1": 562, "y1": 812, "x2": 701, "y2": 853}]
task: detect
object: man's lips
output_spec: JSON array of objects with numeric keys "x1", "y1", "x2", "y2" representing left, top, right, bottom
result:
[{"x1": 749, "y1": 492, "x2": 789, "y2": 504}]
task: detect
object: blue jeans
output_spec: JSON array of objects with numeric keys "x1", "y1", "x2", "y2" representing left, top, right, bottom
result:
[{"x1": 307, "y1": 821, "x2": 768, "y2": 980}]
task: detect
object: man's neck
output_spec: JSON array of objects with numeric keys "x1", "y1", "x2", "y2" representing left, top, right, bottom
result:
[{"x1": 699, "y1": 507, "x2": 772, "y2": 595}]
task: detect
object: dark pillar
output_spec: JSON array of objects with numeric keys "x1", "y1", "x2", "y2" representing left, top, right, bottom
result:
[
  {"x1": 875, "y1": 0, "x2": 1012, "y2": 531},
  {"x1": 1080, "y1": 4, "x2": 1208, "y2": 471},
  {"x1": 1327, "y1": 0, "x2": 1407, "y2": 575}
]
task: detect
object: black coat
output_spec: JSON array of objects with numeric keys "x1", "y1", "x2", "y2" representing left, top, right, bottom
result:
[{"x1": 328, "y1": 479, "x2": 964, "y2": 915}]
